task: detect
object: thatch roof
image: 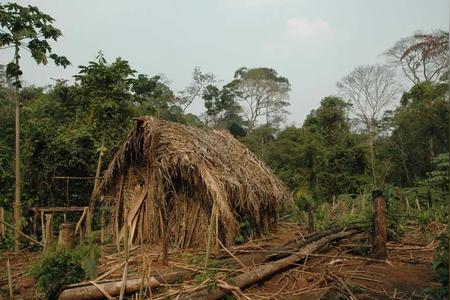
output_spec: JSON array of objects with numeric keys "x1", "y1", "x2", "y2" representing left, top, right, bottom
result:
[{"x1": 97, "y1": 116, "x2": 291, "y2": 246}]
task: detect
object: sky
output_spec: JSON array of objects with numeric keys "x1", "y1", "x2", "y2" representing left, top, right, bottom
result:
[{"x1": 1, "y1": 0, "x2": 449, "y2": 125}]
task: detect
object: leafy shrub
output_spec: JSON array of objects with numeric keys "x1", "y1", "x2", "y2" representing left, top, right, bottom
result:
[
  {"x1": 235, "y1": 218, "x2": 252, "y2": 244},
  {"x1": 432, "y1": 234, "x2": 448, "y2": 299},
  {"x1": 0, "y1": 228, "x2": 14, "y2": 250},
  {"x1": 30, "y1": 244, "x2": 99, "y2": 299}
]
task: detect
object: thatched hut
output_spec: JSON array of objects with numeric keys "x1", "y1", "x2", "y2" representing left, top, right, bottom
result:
[{"x1": 96, "y1": 117, "x2": 291, "y2": 249}]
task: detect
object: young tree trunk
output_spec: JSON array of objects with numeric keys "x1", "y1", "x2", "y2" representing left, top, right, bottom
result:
[
  {"x1": 13, "y1": 44, "x2": 22, "y2": 252},
  {"x1": 368, "y1": 131, "x2": 377, "y2": 187}
]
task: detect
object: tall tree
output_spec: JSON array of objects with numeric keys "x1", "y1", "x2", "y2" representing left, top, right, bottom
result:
[
  {"x1": 0, "y1": 3, "x2": 70, "y2": 250},
  {"x1": 385, "y1": 30, "x2": 448, "y2": 84},
  {"x1": 231, "y1": 67, "x2": 290, "y2": 131},
  {"x1": 337, "y1": 64, "x2": 399, "y2": 186},
  {"x1": 177, "y1": 66, "x2": 215, "y2": 112},
  {"x1": 202, "y1": 82, "x2": 246, "y2": 135},
  {"x1": 384, "y1": 81, "x2": 448, "y2": 185},
  {"x1": 74, "y1": 53, "x2": 136, "y2": 144}
]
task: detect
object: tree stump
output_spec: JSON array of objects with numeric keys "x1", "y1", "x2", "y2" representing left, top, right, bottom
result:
[
  {"x1": 372, "y1": 190, "x2": 387, "y2": 259},
  {"x1": 58, "y1": 223, "x2": 75, "y2": 250}
]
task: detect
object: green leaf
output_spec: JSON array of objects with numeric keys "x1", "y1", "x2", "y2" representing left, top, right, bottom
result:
[{"x1": 80, "y1": 255, "x2": 97, "y2": 279}]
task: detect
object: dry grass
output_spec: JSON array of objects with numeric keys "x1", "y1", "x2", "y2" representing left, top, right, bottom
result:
[{"x1": 95, "y1": 117, "x2": 292, "y2": 248}]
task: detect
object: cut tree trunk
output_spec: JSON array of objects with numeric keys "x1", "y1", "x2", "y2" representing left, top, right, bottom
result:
[
  {"x1": 372, "y1": 190, "x2": 387, "y2": 259},
  {"x1": 58, "y1": 223, "x2": 75, "y2": 250},
  {"x1": 186, "y1": 229, "x2": 360, "y2": 300},
  {"x1": 58, "y1": 270, "x2": 195, "y2": 300}
]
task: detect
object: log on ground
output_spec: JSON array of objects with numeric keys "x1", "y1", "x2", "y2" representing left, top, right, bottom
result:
[{"x1": 58, "y1": 270, "x2": 195, "y2": 300}]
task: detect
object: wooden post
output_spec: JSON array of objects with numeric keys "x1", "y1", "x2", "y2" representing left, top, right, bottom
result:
[
  {"x1": 307, "y1": 209, "x2": 315, "y2": 233},
  {"x1": 119, "y1": 221, "x2": 129, "y2": 300},
  {"x1": 58, "y1": 223, "x2": 75, "y2": 250},
  {"x1": 40, "y1": 211, "x2": 45, "y2": 243},
  {"x1": 32, "y1": 209, "x2": 38, "y2": 237},
  {"x1": 405, "y1": 196, "x2": 410, "y2": 213},
  {"x1": 44, "y1": 214, "x2": 53, "y2": 249},
  {"x1": 415, "y1": 197, "x2": 421, "y2": 211},
  {"x1": 7, "y1": 259, "x2": 13, "y2": 299},
  {"x1": 372, "y1": 190, "x2": 387, "y2": 259},
  {"x1": 0, "y1": 207, "x2": 5, "y2": 238}
]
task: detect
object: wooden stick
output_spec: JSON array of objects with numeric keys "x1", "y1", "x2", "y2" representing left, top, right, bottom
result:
[
  {"x1": 30, "y1": 206, "x2": 88, "y2": 213},
  {"x1": 217, "y1": 238, "x2": 246, "y2": 268},
  {"x1": 74, "y1": 208, "x2": 87, "y2": 235},
  {"x1": 415, "y1": 197, "x2": 421, "y2": 211},
  {"x1": 0, "y1": 219, "x2": 44, "y2": 247},
  {"x1": 7, "y1": 259, "x2": 13, "y2": 299},
  {"x1": 40, "y1": 210, "x2": 45, "y2": 243},
  {"x1": 45, "y1": 214, "x2": 53, "y2": 249},
  {"x1": 204, "y1": 201, "x2": 216, "y2": 269},
  {"x1": 115, "y1": 175, "x2": 125, "y2": 253},
  {"x1": 158, "y1": 205, "x2": 168, "y2": 265},
  {"x1": 119, "y1": 222, "x2": 129, "y2": 300}
]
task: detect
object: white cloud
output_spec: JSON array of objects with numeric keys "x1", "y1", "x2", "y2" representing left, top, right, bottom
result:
[
  {"x1": 265, "y1": 17, "x2": 336, "y2": 52},
  {"x1": 284, "y1": 17, "x2": 335, "y2": 40}
]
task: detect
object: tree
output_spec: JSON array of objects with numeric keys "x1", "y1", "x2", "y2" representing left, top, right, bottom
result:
[
  {"x1": 231, "y1": 67, "x2": 290, "y2": 131},
  {"x1": 337, "y1": 64, "x2": 399, "y2": 186},
  {"x1": 177, "y1": 66, "x2": 215, "y2": 112},
  {"x1": 202, "y1": 82, "x2": 246, "y2": 135},
  {"x1": 0, "y1": 3, "x2": 70, "y2": 250},
  {"x1": 301, "y1": 97, "x2": 367, "y2": 198},
  {"x1": 384, "y1": 81, "x2": 448, "y2": 185},
  {"x1": 74, "y1": 53, "x2": 136, "y2": 144},
  {"x1": 385, "y1": 30, "x2": 448, "y2": 84}
]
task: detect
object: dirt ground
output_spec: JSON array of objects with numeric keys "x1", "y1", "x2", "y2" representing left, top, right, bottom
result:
[{"x1": 0, "y1": 222, "x2": 443, "y2": 299}]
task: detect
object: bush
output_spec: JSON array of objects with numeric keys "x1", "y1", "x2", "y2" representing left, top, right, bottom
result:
[
  {"x1": 30, "y1": 244, "x2": 99, "y2": 299},
  {"x1": 432, "y1": 234, "x2": 448, "y2": 299}
]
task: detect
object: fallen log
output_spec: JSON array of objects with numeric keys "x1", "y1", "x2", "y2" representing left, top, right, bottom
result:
[
  {"x1": 59, "y1": 227, "x2": 359, "y2": 300},
  {"x1": 58, "y1": 270, "x2": 195, "y2": 300},
  {"x1": 218, "y1": 227, "x2": 355, "y2": 267},
  {"x1": 185, "y1": 229, "x2": 360, "y2": 300}
]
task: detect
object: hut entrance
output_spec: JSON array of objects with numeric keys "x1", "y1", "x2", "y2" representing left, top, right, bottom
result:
[{"x1": 113, "y1": 167, "x2": 212, "y2": 250}]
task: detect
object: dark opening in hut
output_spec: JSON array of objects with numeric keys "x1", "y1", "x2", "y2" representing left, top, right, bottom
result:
[{"x1": 95, "y1": 117, "x2": 291, "y2": 249}]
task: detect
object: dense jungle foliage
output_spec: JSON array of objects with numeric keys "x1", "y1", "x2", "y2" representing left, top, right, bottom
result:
[{"x1": 0, "y1": 4, "x2": 448, "y2": 240}]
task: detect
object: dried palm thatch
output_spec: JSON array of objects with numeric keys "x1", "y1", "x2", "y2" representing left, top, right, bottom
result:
[{"x1": 96, "y1": 116, "x2": 292, "y2": 249}]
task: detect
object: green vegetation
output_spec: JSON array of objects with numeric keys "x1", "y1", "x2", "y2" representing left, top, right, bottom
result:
[
  {"x1": 0, "y1": 4, "x2": 448, "y2": 296},
  {"x1": 30, "y1": 244, "x2": 99, "y2": 299}
]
